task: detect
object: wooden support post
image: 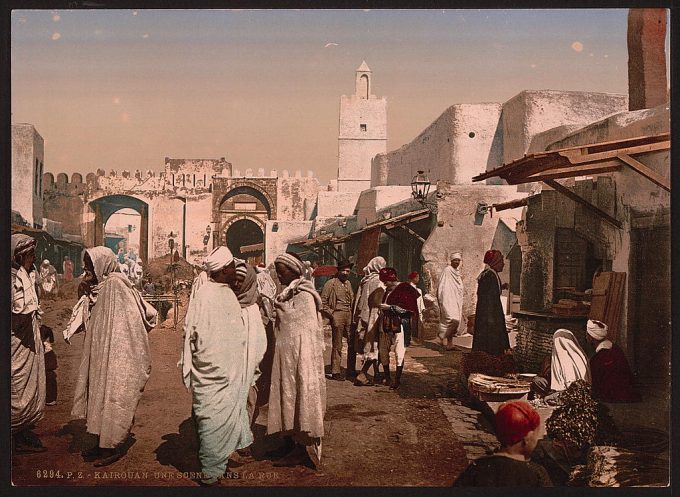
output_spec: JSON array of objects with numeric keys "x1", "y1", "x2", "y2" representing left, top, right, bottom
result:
[
  {"x1": 399, "y1": 225, "x2": 426, "y2": 244},
  {"x1": 542, "y1": 179, "x2": 622, "y2": 229},
  {"x1": 617, "y1": 154, "x2": 670, "y2": 191}
]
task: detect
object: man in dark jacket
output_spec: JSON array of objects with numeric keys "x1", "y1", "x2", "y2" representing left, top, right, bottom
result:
[
  {"x1": 320, "y1": 259, "x2": 354, "y2": 380},
  {"x1": 472, "y1": 249, "x2": 509, "y2": 356}
]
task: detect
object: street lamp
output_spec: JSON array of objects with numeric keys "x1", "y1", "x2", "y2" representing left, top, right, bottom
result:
[
  {"x1": 411, "y1": 170, "x2": 437, "y2": 212},
  {"x1": 411, "y1": 170, "x2": 431, "y2": 201}
]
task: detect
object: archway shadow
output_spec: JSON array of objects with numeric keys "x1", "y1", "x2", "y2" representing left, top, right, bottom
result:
[{"x1": 155, "y1": 417, "x2": 201, "y2": 473}]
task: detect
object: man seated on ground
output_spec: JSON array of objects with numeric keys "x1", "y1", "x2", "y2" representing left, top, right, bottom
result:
[
  {"x1": 530, "y1": 329, "x2": 590, "y2": 398},
  {"x1": 585, "y1": 319, "x2": 641, "y2": 403},
  {"x1": 453, "y1": 400, "x2": 552, "y2": 487}
]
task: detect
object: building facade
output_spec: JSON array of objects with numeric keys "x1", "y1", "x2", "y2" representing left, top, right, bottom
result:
[{"x1": 12, "y1": 123, "x2": 45, "y2": 228}]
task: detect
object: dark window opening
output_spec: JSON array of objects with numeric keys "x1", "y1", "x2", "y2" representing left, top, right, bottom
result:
[
  {"x1": 553, "y1": 228, "x2": 605, "y2": 303},
  {"x1": 360, "y1": 124, "x2": 367, "y2": 132},
  {"x1": 469, "y1": 132, "x2": 476, "y2": 138}
]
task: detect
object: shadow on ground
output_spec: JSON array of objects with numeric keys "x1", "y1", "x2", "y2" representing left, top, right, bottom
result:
[
  {"x1": 57, "y1": 419, "x2": 97, "y2": 454},
  {"x1": 154, "y1": 417, "x2": 201, "y2": 473}
]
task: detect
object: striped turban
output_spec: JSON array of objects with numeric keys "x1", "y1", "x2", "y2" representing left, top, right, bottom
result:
[
  {"x1": 483, "y1": 249, "x2": 503, "y2": 267},
  {"x1": 11, "y1": 234, "x2": 36, "y2": 259},
  {"x1": 275, "y1": 252, "x2": 306, "y2": 277},
  {"x1": 234, "y1": 258, "x2": 248, "y2": 280}
]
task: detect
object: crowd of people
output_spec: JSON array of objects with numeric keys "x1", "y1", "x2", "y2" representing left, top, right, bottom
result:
[{"x1": 10, "y1": 233, "x2": 641, "y2": 487}]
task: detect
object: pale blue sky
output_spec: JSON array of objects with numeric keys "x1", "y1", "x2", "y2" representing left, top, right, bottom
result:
[{"x1": 11, "y1": 9, "x2": 670, "y2": 184}]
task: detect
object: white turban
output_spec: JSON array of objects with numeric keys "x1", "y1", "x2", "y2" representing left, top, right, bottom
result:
[
  {"x1": 586, "y1": 319, "x2": 608, "y2": 340},
  {"x1": 451, "y1": 252, "x2": 462, "y2": 260},
  {"x1": 204, "y1": 246, "x2": 234, "y2": 273}
]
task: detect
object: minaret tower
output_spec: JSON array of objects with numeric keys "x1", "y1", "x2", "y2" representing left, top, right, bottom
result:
[{"x1": 337, "y1": 61, "x2": 387, "y2": 192}]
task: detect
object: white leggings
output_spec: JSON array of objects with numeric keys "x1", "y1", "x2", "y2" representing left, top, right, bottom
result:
[{"x1": 380, "y1": 331, "x2": 405, "y2": 367}]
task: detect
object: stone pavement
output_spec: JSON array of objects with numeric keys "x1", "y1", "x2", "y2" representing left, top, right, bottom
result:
[{"x1": 337, "y1": 331, "x2": 500, "y2": 462}]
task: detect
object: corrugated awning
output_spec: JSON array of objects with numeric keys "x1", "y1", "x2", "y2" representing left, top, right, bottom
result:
[
  {"x1": 291, "y1": 208, "x2": 431, "y2": 248},
  {"x1": 472, "y1": 132, "x2": 669, "y2": 191}
]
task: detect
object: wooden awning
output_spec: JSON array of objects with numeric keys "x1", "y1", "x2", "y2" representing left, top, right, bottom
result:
[
  {"x1": 240, "y1": 242, "x2": 264, "y2": 254},
  {"x1": 472, "y1": 133, "x2": 669, "y2": 230},
  {"x1": 290, "y1": 208, "x2": 431, "y2": 249},
  {"x1": 473, "y1": 132, "x2": 669, "y2": 191}
]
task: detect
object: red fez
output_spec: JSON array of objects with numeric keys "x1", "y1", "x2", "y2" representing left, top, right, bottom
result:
[
  {"x1": 494, "y1": 400, "x2": 541, "y2": 447},
  {"x1": 379, "y1": 267, "x2": 398, "y2": 283},
  {"x1": 407, "y1": 271, "x2": 419, "y2": 280},
  {"x1": 484, "y1": 249, "x2": 504, "y2": 266}
]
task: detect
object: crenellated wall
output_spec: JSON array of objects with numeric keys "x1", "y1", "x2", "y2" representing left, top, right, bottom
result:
[{"x1": 41, "y1": 159, "x2": 323, "y2": 262}]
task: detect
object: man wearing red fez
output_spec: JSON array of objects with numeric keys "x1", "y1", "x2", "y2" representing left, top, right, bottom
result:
[
  {"x1": 454, "y1": 401, "x2": 552, "y2": 486},
  {"x1": 472, "y1": 249, "x2": 510, "y2": 356},
  {"x1": 376, "y1": 268, "x2": 419, "y2": 389}
]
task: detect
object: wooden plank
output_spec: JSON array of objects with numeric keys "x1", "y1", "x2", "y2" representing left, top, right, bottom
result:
[
  {"x1": 399, "y1": 224, "x2": 426, "y2": 244},
  {"x1": 491, "y1": 197, "x2": 530, "y2": 212},
  {"x1": 559, "y1": 140, "x2": 670, "y2": 165},
  {"x1": 543, "y1": 179, "x2": 622, "y2": 229},
  {"x1": 606, "y1": 272, "x2": 626, "y2": 342},
  {"x1": 548, "y1": 133, "x2": 669, "y2": 156},
  {"x1": 523, "y1": 161, "x2": 621, "y2": 182},
  {"x1": 617, "y1": 154, "x2": 670, "y2": 192},
  {"x1": 589, "y1": 272, "x2": 612, "y2": 322},
  {"x1": 589, "y1": 272, "x2": 626, "y2": 342}
]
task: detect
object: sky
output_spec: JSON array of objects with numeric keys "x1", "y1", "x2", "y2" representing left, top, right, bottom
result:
[{"x1": 11, "y1": 9, "x2": 671, "y2": 185}]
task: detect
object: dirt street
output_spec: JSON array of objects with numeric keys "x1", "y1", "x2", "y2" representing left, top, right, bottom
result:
[{"x1": 12, "y1": 291, "x2": 472, "y2": 487}]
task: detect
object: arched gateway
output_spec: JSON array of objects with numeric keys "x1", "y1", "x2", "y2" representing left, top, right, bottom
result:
[{"x1": 88, "y1": 194, "x2": 150, "y2": 264}]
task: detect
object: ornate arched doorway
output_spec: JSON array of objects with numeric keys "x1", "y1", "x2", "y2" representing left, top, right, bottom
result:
[
  {"x1": 215, "y1": 183, "x2": 272, "y2": 264},
  {"x1": 223, "y1": 217, "x2": 265, "y2": 264}
]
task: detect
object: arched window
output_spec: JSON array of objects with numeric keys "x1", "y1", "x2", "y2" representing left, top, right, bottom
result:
[{"x1": 359, "y1": 74, "x2": 369, "y2": 99}]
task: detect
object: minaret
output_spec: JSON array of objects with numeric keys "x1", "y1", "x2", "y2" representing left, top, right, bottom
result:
[{"x1": 337, "y1": 61, "x2": 387, "y2": 192}]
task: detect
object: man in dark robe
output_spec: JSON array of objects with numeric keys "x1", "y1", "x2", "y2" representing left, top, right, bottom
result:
[
  {"x1": 586, "y1": 320, "x2": 641, "y2": 403},
  {"x1": 472, "y1": 249, "x2": 509, "y2": 356}
]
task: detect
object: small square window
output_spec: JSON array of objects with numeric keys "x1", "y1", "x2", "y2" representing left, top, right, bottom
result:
[{"x1": 360, "y1": 124, "x2": 367, "y2": 132}]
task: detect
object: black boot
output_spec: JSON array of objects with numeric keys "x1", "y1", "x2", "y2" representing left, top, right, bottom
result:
[
  {"x1": 390, "y1": 365, "x2": 403, "y2": 390},
  {"x1": 382, "y1": 365, "x2": 391, "y2": 386},
  {"x1": 371, "y1": 360, "x2": 380, "y2": 384}
]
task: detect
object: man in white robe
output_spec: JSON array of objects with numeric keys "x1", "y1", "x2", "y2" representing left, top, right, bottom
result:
[
  {"x1": 437, "y1": 252, "x2": 465, "y2": 349},
  {"x1": 182, "y1": 247, "x2": 253, "y2": 485}
]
